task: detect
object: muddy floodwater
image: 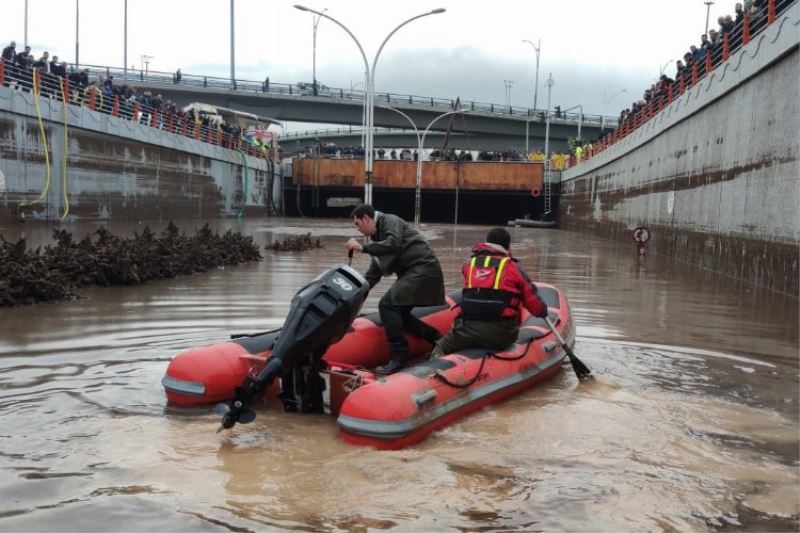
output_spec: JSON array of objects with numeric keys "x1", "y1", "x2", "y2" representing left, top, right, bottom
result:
[{"x1": 0, "y1": 217, "x2": 797, "y2": 532}]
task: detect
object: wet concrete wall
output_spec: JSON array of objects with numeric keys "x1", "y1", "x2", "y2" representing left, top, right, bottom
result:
[
  {"x1": 560, "y1": 5, "x2": 800, "y2": 295},
  {"x1": 0, "y1": 87, "x2": 278, "y2": 224}
]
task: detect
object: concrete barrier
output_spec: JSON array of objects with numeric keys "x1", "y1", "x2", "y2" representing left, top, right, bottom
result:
[
  {"x1": 560, "y1": 4, "x2": 800, "y2": 295},
  {"x1": 0, "y1": 85, "x2": 280, "y2": 223}
]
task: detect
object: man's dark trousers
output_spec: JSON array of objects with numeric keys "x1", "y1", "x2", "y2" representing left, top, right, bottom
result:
[{"x1": 378, "y1": 292, "x2": 441, "y2": 365}]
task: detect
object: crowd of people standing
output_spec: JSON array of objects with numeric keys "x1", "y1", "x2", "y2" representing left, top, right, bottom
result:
[
  {"x1": 577, "y1": 0, "x2": 793, "y2": 168},
  {"x1": 1, "y1": 40, "x2": 271, "y2": 160}
]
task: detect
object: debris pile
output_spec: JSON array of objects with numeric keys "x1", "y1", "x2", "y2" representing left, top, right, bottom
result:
[
  {"x1": 266, "y1": 233, "x2": 324, "y2": 252},
  {"x1": 0, "y1": 221, "x2": 262, "y2": 307}
]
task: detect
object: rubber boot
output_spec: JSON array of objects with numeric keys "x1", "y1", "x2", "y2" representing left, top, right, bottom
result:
[{"x1": 374, "y1": 358, "x2": 406, "y2": 375}]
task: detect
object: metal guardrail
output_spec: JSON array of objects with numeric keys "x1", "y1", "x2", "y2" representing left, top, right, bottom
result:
[
  {"x1": 0, "y1": 60, "x2": 272, "y2": 160},
  {"x1": 280, "y1": 126, "x2": 422, "y2": 140},
  {"x1": 56, "y1": 62, "x2": 617, "y2": 128},
  {"x1": 567, "y1": 0, "x2": 795, "y2": 169}
]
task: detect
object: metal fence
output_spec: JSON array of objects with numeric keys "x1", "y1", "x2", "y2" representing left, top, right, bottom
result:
[
  {"x1": 0, "y1": 60, "x2": 272, "y2": 160},
  {"x1": 20, "y1": 62, "x2": 616, "y2": 128}
]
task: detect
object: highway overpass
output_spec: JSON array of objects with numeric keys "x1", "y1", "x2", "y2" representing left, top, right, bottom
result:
[
  {"x1": 276, "y1": 128, "x2": 575, "y2": 155},
  {"x1": 90, "y1": 65, "x2": 616, "y2": 152}
]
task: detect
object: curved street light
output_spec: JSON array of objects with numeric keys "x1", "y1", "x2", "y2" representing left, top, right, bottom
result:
[
  {"x1": 602, "y1": 88, "x2": 627, "y2": 121},
  {"x1": 294, "y1": 5, "x2": 445, "y2": 204},
  {"x1": 417, "y1": 109, "x2": 467, "y2": 226},
  {"x1": 377, "y1": 105, "x2": 467, "y2": 226},
  {"x1": 379, "y1": 105, "x2": 469, "y2": 227},
  {"x1": 311, "y1": 8, "x2": 328, "y2": 95},
  {"x1": 522, "y1": 38, "x2": 541, "y2": 111}
]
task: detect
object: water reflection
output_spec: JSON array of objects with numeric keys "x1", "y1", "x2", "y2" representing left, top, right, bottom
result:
[{"x1": 0, "y1": 217, "x2": 797, "y2": 531}]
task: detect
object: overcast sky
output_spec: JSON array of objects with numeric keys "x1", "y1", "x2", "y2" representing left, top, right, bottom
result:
[{"x1": 2, "y1": 0, "x2": 741, "y2": 126}]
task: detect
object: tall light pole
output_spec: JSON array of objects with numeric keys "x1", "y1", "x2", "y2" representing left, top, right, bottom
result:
[
  {"x1": 377, "y1": 105, "x2": 422, "y2": 225},
  {"x1": 602, "y1": 88, "x2": 626, "y2": 128},
  {"x1": 310, "y1": 8, "x2": 328, "y2": 96},
  {"x1": 140, "y1": 54, "x2": 153, "y2": 75},
  {"x1": 375, "y1": 105, "x2": 468, "y2": 226},
  {"x1": 24, "y1": 0, "x2": 28, "y2": 49},
  {"x1": 230, "y1": 0, "x2": 236, "y2": 86},
  {"x1": 124, "y1": 0, "x2": 128, "y2": 74},
  {"x1": 294, "y1": 5, "x2": 445, "y2": 205},
  {"x1": 75, "y1": 0, "x2": 80, "y2": 68},
  {"x1": 564, "y1": 104, "x2": 583, "y2": 141},
  {"x1": 503, "y1": 79, "x2": 514, "y2": 106},
  {"x1": 704, "y1": 0, "x2": 714, "y2": 35},
  {"x1": 543, "y1": 73, "x2": 554, "y2": 163},
  {"x1": 522, "y1": 38, "x2": 541, "y2": 111}
]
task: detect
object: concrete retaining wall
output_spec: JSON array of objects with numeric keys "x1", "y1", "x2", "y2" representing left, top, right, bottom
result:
[
  {"x1": 560, "y1": 4, "x2": 800, "y2": 295},
  {"x1": 0, "y1": 86, "x2": 281, "y2": 224}
]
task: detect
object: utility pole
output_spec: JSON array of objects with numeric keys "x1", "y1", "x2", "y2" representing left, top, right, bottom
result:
[
  {"x1": 124, "y1": 0, "x2": 128, "y2": 74},
  {"x1": 544, "y1": 73, "x2": 554, "y2": 161},
  {"x1": 312, "y1": 8, "x2": 328, "y2": 96},
  {"x1": 522, "y1": 38, "x2": 541, "y2": 110},
  {"x1": 230, "y1": 0, "x2": 236, "y2": 87},
  {"x1": 704, "y1": 0, "x2": 715, "y2": 35},
  {"x1": 141, "y1": 54, "x2": 153, "y2": 75},
  {"x1": 75, "y1": 0, "x2": 80, "y2": 68},
  {"x1": 503, "y1": 79, "x2": 514, "y2": 106}
]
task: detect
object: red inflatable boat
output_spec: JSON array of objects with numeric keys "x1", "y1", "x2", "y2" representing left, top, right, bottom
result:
[{"x1": 162, "y1": 263, "x2": 578, "y2": 448}]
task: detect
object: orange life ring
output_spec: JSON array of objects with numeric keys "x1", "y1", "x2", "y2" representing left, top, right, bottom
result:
[{"x1": 531, "y1": 188, "x2": 541, "y2": 197}]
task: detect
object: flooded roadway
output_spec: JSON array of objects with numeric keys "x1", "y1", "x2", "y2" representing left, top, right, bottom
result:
[{"x1": 0, "y1": 217, "x2": 797, "y2": 532}]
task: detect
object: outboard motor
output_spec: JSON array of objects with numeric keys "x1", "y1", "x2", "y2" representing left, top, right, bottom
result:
[{"x1": 216, "y1": 263, "x2": 369, "y2": 431}]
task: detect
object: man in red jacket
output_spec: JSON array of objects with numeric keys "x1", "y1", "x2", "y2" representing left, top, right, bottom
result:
[{"x1": 430, "y1": 227, "x2": 548, "y2": 358}]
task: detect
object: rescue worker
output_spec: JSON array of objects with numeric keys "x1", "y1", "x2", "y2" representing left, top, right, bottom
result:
[
  {"x1": 346, "y1": 204, "x2": 444, "y2": 375},
  {"x1": 430, "y1": 227, "x2": 548, "y2": 358}
]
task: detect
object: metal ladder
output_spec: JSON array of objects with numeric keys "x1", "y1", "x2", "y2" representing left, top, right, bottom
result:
[{"x1": 542, "y1": 159, "x2": 552, "y2": 216}]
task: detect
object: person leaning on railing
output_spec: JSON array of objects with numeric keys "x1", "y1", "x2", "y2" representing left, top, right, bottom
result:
[
  {"x1": 0, "y1": 50, "x2": 268, "y2": 160},
  {"x1": 579, "y1": 0, "x2": 793, "y2": 168}
]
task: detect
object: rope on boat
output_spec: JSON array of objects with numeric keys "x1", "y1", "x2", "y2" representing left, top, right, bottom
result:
[{"x1": 433, "y1": 340, "x2": 532, "y2": 389}]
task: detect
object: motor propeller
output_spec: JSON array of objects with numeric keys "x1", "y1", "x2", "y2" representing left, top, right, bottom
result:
[
  {"x1": 214, "y1": 262, "x2": 369, "y2": 433},
  {"x1": 214, "y1": 383, "x2": 258, "y2": 432}
]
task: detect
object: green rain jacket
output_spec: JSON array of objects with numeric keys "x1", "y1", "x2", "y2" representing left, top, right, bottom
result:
[{"x1": 361, "y1": 212, "x2": 446, "y2": 306}]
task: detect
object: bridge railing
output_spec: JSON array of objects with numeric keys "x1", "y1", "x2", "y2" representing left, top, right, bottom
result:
[
  {"x1": 568, "y1": 0, "x2": 794, "y2": 170},
  {"x1": 0, "y1": 60, "x2": 274, "y2": 161},
  {"x1": 51, "y1": 62, "x2": 617, "y2": 127},
  {"x1": 280, "y1": 126, "x2": 420, "y2": 140}
]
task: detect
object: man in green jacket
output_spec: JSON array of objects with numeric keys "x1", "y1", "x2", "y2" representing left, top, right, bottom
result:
[{"x1": 346, "y1": 204, "x2": 445, "y2": 374}]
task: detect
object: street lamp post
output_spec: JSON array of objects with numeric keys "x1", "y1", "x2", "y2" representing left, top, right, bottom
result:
[
  {"x1": 522, "y1": 38, "x2": 541, "y2": 111},
  {"x1": 124, "y1": 0, "x2": 128, "y2": 74},
  {"x1": 602, "y1": 88, "x2": 626, "y2": 128},
  {"x1": 416, "y1": 109, "x2": 467, "y2": 226},
  {"x1": 564, "y1": 104, "x2": 583, "y2": 141},
  {"x1": 24, "y1": 0, "x2": 28, "y2": 49},
  {"x1": 75, "y1": 0, "x2": 80, "y2": 68},
  {"x1": 543, "y1": 73, "x2": 554, "y2": 163},
  {"x1": 704, "y1": 0, "x2": 715, "y2": 35},
  {"x1": 503, "y1": 79, "x2": 514, "y2": 107},
  {"x1": 294, "y1": 5, "x2": 445, "y2": 205},
  {"x1": 378, "y1": 105, "x2": 467, "y2": 226},
  {"x1": 230, "y1": 0, "x2": 236, "y2": 87},
  {"x1": 311, "y1": 8, "x2": 328, "y2": 96},
  {"x1": 140, "y1": 54, "x2": 153, "y2": 75}
]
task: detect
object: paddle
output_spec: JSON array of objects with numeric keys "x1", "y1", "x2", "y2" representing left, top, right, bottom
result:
[{"x1": 544, "y1": 316, "x2": 593, "y2": 381}]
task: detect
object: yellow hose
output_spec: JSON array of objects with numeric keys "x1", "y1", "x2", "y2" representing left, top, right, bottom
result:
[
  {"x1": 18, "y1": 67, "x2": 52, "y2": 213},
  {"x1": 59, "y1": 77, "x2": 69, "y2": 220}
]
